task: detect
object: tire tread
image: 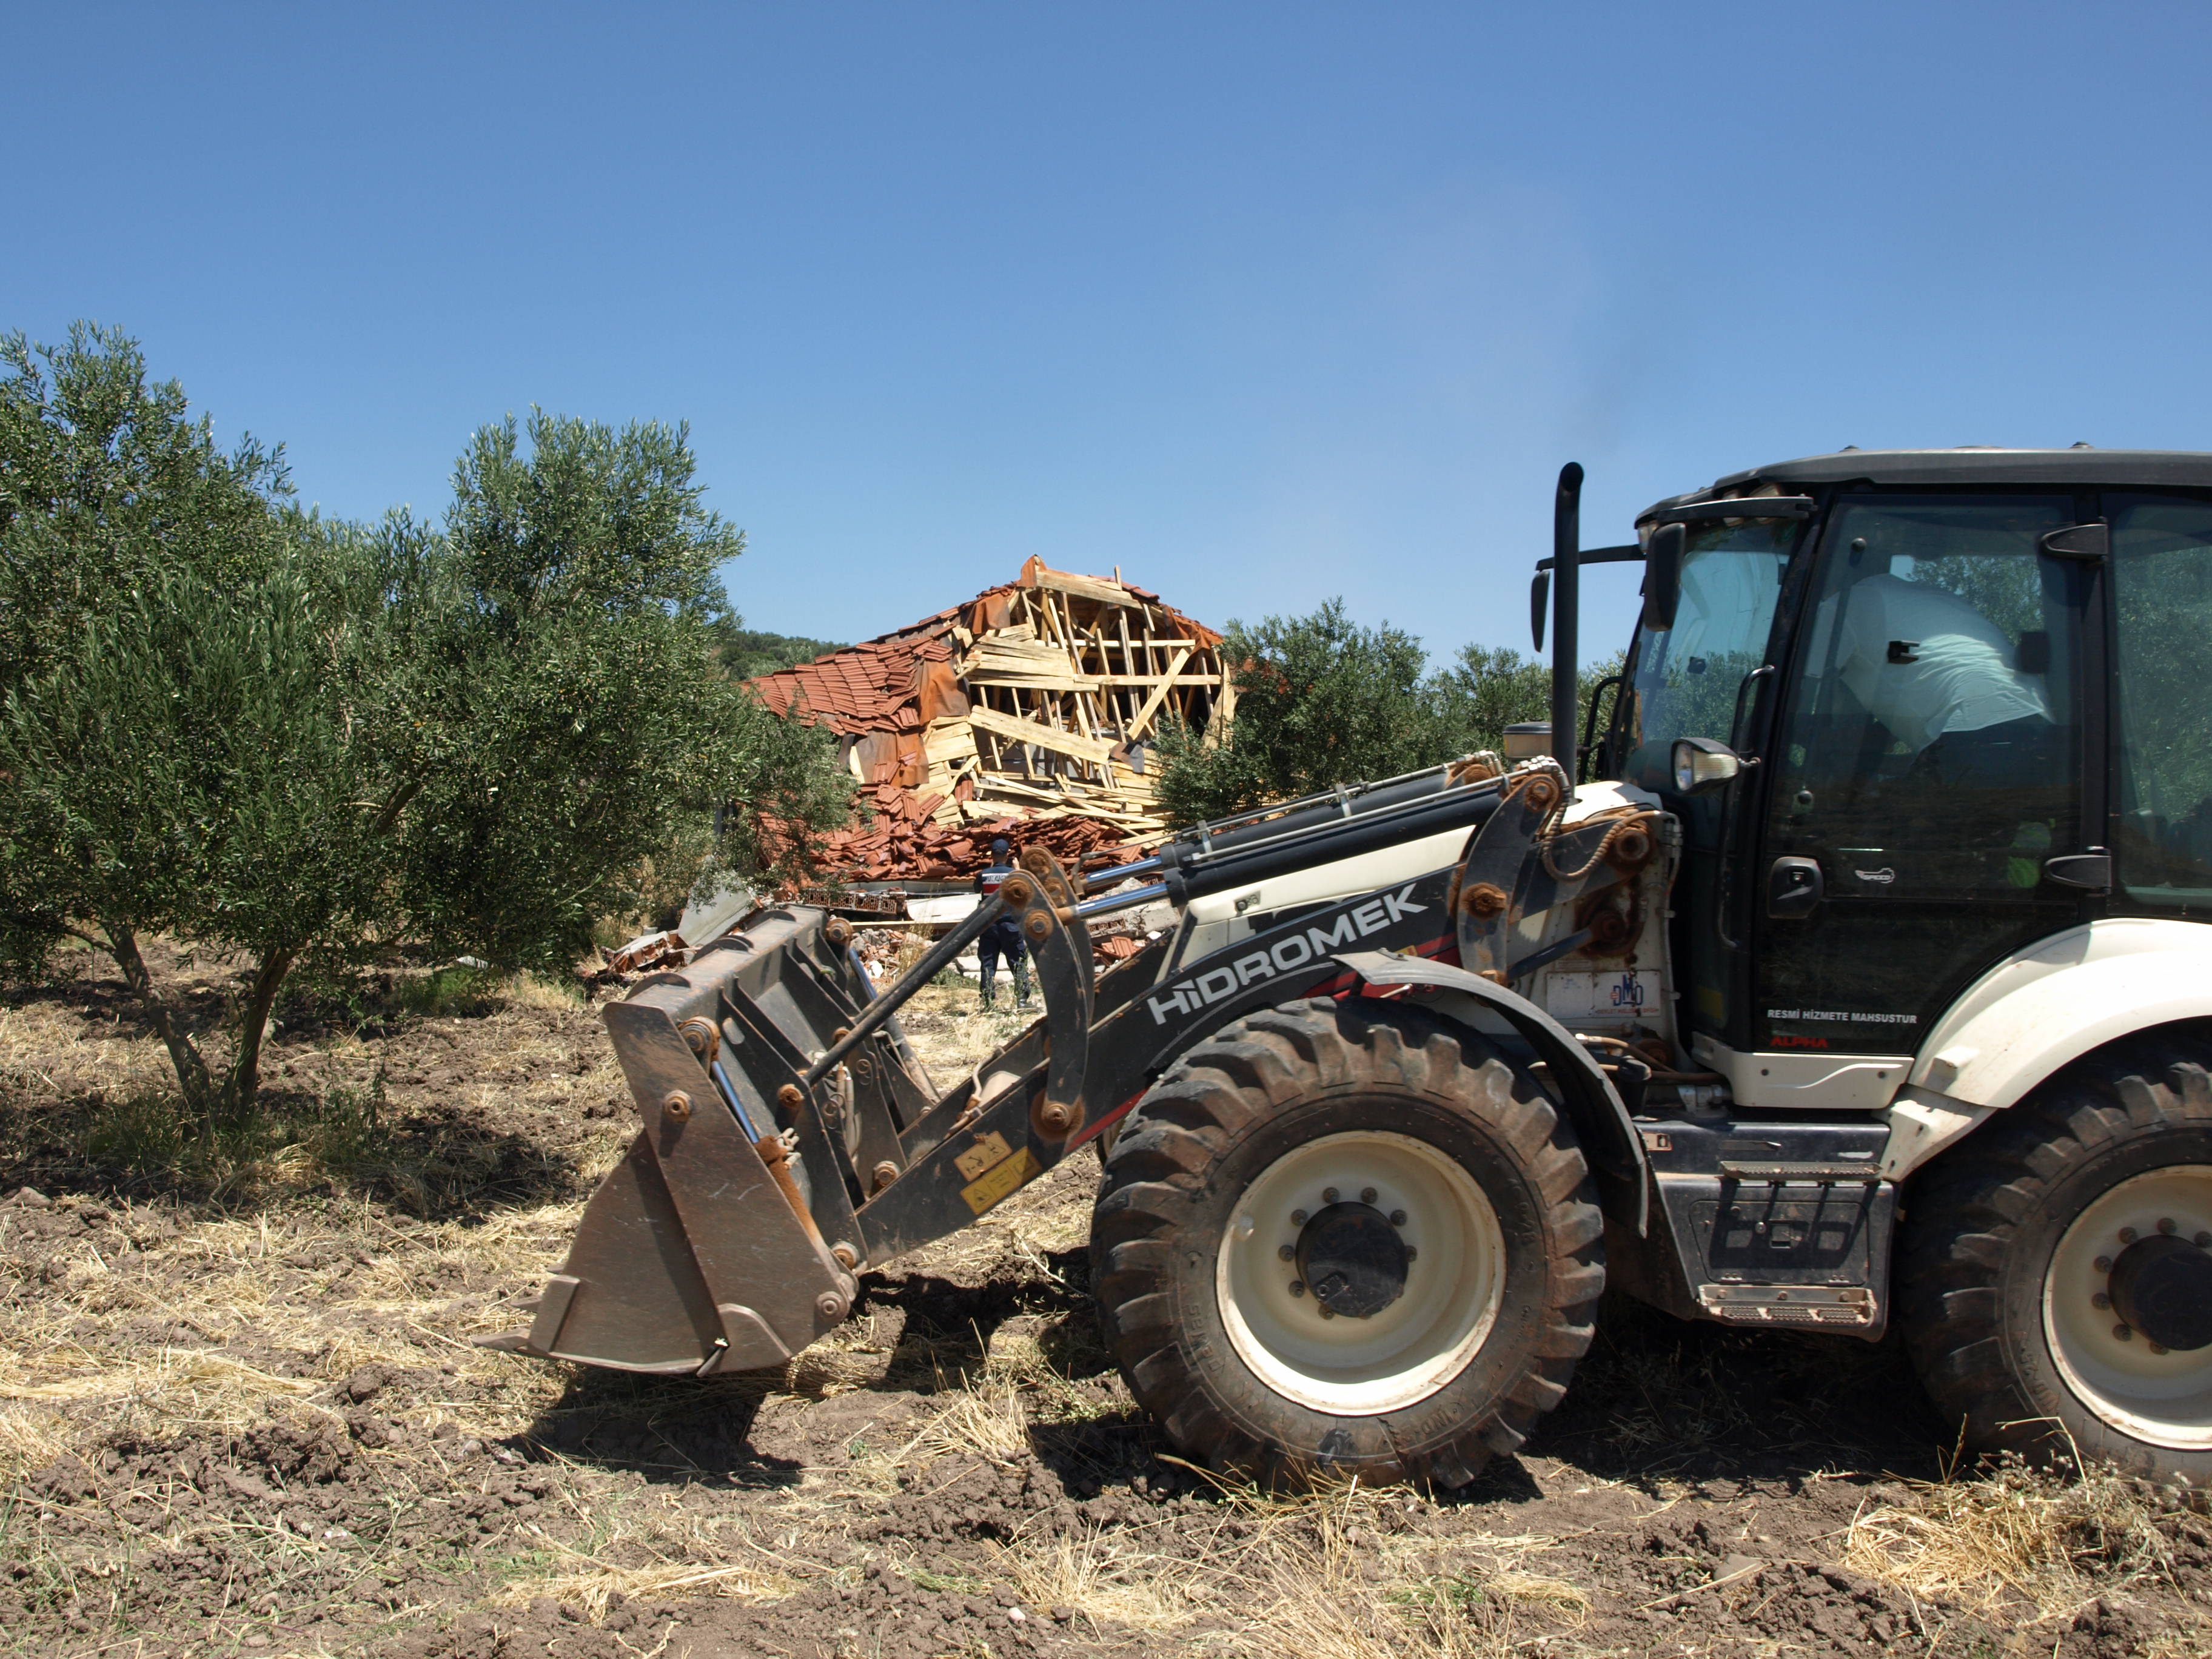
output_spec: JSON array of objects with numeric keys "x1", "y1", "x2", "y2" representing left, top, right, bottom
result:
[{"x1": 1091, "y1": 995, "x2": 1604, "y2": 1489}]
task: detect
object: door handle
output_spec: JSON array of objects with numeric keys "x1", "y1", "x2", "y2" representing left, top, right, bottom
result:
[
  {"x1": 2039, "y1": 523, "x2": 2110, "y2": 561},
  {"x1": 2043, "y1": 851, "x2": 2113, "y2": 893},
  {"x1": 1767, "y1": 856, "x2": 1823, "y2": 919}
]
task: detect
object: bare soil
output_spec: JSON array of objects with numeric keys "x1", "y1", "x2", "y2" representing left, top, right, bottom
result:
[{"x1": 3, "y1": 946, "x2": 2210, "y2": 1657}]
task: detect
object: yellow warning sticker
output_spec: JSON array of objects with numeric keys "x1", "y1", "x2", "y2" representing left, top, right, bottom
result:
[
  {"x1": 961, "y1": 1145, "x2": 1042, "y2": 1215},
  {"x1": 954, "y1": 1130, "x2": 1013, "y2": 1182}
]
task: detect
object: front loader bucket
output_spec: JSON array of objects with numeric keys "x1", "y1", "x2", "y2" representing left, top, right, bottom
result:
[{"x1": 483, "y1": 905, "x2": 934, "y2": 1376}]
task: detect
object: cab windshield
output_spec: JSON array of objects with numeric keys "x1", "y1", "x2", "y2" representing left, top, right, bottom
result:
[{"x1": 1624, "y1": 516, "x2": 1799, "y2": 783}]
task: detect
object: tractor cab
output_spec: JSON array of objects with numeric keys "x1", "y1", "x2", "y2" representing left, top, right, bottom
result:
[{"x1": 1556, "y1": 452, "x2": 2212, "y2": 1111}]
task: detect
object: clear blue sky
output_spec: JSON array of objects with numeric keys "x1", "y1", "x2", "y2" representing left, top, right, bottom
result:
[{"x1": 7, "y1": 4, "x2": 2208, "y2": 664}]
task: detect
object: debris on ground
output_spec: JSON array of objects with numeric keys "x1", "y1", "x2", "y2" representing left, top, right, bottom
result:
[{"x1": 601, "y1": 928, "x2": 689, "y2": 975}]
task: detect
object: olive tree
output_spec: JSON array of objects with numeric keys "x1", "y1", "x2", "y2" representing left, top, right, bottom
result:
[
  {"x1": 0, "y1": 324, "x2": 451, "y2": 1114},
  {"x1": 1153, "y1": 599, "x2": 1442, "y2": 823},
  {"x1": 0, "y1": 328, "x2": 845, "y2": 1121},
  {"x1": 1152, "y1": 597, "x2": 1626, "y2": 827},
  {"x1": 393, "y1": 410, "x2": 847, "y2": 970}
]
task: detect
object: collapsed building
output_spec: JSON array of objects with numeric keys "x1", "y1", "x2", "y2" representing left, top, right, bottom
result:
[{"x1": 751, "y1": 557, "x2": 1228, "y2": 879}]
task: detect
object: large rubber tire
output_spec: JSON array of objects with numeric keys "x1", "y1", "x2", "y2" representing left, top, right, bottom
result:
[
  {"x1": 1090, "y1": 997, "x2": 1605, "y2": 1489},
  {"x1": 1898, "y1": 1030, "x2": 2212, "y2": 1485}
]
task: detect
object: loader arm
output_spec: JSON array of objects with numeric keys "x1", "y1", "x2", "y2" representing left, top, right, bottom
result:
[{"x1": 492, "y1": 759, "x2": 1655, "y2": 1377}]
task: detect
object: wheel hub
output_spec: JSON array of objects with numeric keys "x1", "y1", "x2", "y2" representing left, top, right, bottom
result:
[
  {"x1": 1215, "y1": 1129, "x2": 1504, "y2": 1416},
  {"x1": 2109, "y1": 1235, "x2": 2212, "y2": 1353},
  {"x1": 1295, "y1": 1202, "x2": 1407, "y2": 1319},
  {"x1": 2043, "y1": 1165, "x2": 2212, "y2": 1449}
]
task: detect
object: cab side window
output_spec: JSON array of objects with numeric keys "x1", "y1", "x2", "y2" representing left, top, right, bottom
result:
[
  {"x1": 2110, "y1": 497, "x2": 2212, "y2": 912},
  {"x1": 1770, "y1": 496, "x2": 2080, "y2": 897}
]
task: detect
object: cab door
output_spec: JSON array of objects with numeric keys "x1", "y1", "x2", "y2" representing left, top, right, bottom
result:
[{"x1": 1753, "y1": 494, "x2": 2102, "y2": 1056}]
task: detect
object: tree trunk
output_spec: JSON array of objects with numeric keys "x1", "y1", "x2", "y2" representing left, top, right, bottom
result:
[
  {"x1": 222, "y1": 946, "x2": 298, "y2": 1112},
  {"x1": 102, "y1": 923, "x2": 216, "y2": 1114}
]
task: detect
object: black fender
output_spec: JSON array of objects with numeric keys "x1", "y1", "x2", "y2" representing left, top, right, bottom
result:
[{"x1": 1333, "y1": 949, "x2": 1648, "y2": 1235}]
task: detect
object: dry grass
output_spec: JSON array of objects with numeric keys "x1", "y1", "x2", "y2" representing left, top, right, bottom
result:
[
  {"x1": 492, "y1": 972, "x2": 586, "y2": 1012},
  {"x1": 488, "y1": 1503, "x2": 804, "y2": 1618},
  {"x1": 1844, "y1": 1453, "x2": 2181, "y2": 1621},
  {"x1": 0, "y1": 996, "x2": 175, "y2": 1105},
  {"x1": 1002, "y1": 1466, "x2": 1589, "y2": 1659},
  {"x1": 894, "y1": 978, "x2": 1039, "y2": 1080},
  {"x1": 998, "y1": 1526, "x2": 1228, "y2": 1632},
  {"x1": 0, "y1": 1190, "x2": 602, "y2": 1484},
  {"x1": 3, "y1": 938, "x2": 1614, "y2": 1659},
  {"x1": 894, "y1": 1385, "x2": 1031, "y2": 1470},
  {"x1": 0, "y1": 953, "x2": 1765, "y2": 1658}
]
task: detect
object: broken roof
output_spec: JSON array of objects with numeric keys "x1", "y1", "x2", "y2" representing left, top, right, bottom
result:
[
  {"x1": 751, "y1": 555, "x2": 1228, "y2": 879},
  {"x1": 752, "y1": 556, "x2": 1221, "y2": 737}
]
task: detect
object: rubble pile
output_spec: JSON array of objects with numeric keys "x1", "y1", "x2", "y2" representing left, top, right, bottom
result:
[
  {"x1": 754, "y1": 557, "x2": 1225, "y2": 879},
  {"x1": 817, "y1": 805, "x2": 1132, "y2": 883}
]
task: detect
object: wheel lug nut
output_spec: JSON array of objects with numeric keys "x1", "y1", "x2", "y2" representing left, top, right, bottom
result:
[
  {"x1": 1291, "y1": 1210, "x2": 1308, "y2": 1226},
  {"x1": 1318, "y1": 1304, "x2": 1336, "y2": 1319},
  {"x1": 1390, "y1": 1209, "x2": 1408, "y2": 1227},
  {"x1": 1322, "y1": 1187, "x2": 1339, "y2": 1204},
  {"x1": 2115, "y1": 1324, "x2": 2134, "y2": 1341},
  {"x1": 1277, "y1": 1244, "x2": 1295, "y2": 1262},
  {"x1": 2151, "y1": 1342, "x2": 2171, "y2": 1355},
  {"x1": 2093, "y1": 1292, "x2": 2112, "y2": 1309},
  {"x1": 1360, "y1": 1187, "x2": 1377, "y2": 1205},
  {"x1": 2120, "y1": 1227, "x2": 2139, "y2": 1244},
  {"x1": 1289, "y1": 1280, "x2": 1305, "y2": 1296},
  {"x1": 2159, "y1": 1217, "x2": 2177, "y2": 1235},
  {"x1": 2197, "y1": 1232, "x2": 2212, "y2": 1248},
  {"x1": 2094, "y1": 1256, "x2": 2113, "y2": 1273},
  {"x1": 1404, "y1": 1246, "x2": 1418, "y2": 1262}
]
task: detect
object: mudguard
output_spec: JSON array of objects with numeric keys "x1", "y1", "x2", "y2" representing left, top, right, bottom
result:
[{"x1": 1880, "y1": 917, "x2": 2212, "y2": 1180}]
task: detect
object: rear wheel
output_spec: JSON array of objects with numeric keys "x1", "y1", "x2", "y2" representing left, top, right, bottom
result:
[
  {"x1": 1898, "y1": 1032, "x2": 2212, "y2": 1483},
  {"x1": 1090, "y1": 997, "x2": 1604, "y2": 1488}
]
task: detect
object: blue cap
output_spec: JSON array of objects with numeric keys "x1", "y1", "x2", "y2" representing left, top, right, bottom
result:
[{"x1": 991, "y1": 837, "x2": 1011, "y2": 855}]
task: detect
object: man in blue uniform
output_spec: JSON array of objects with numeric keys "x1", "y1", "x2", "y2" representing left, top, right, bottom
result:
[{"x1": 973, "y1": 838, "x2": 1031, "y2": 1012}]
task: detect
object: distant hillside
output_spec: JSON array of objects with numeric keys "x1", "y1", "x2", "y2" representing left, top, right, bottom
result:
[{"x1": 720, "y1": 628, "x2": 848, "y2": 680}]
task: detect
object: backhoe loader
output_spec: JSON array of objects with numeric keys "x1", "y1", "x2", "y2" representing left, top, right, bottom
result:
[{"x1": 492, "y1": 451, "x2": 2212, "y2": 1489}]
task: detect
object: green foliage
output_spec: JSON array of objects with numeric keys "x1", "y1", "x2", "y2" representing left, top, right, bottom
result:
[
  {"x1": 1152, "y1": 599, "x2": 1438, "y2": 823},
  {"x1": 394, "y1": 964, "x2": 501, "y2": 1019},
  {"x1": 0, "y1": 328, "x2": 362, "y2": 1116},
  {"x1": 1152, "y1": 597, "x2": 1624, "y2": 825},
  {"x1": 0, "y1": 323, "x2": 293, "y2": 688},
  {"x1": 0, "y1": 516, "x2": 446, "y2": 1114},
  {"x1": 1427, "y1": 644, "x2": 1551, "y2": 753},
  {"x1": 82, "y1": 1079, "x2": 388, "y2": 1197},
  {"x1": 714, "y1": 625, "x2": 848, "y2": 679},
  {"x1": 1429, "y1": 643, "x2": 1625, "y2": 760},
  {"x1": 393, "y1": 409, "x2": 848, "y2": 969},
  {"x1": 0, "y1": 327, "x2": 850, "y2": 1124}
]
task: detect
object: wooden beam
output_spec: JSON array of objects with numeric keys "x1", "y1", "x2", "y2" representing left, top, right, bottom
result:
[
  {"x1": 960, "y1": 671, "x2": 1210, "y2": 689},
  {"x1": 1126, "y1": 646, "x2": 1195, "y2": 739},
  {"x1": 968, "y1": 704, "x2": 1119, "y2": 767},
  {"x1": 1027, "y1": 566, "x2": 1134, "y2": 607}
]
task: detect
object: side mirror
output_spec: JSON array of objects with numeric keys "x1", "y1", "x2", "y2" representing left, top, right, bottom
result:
[
  {"x1": 1642, "y1": 522, "x2": 1686, "y2": 632},
  {"x1": 1672, "y1": 736, "x2": 1742, "y2": 794}
]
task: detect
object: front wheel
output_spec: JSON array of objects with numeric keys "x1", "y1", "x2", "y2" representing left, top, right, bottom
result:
[
  {"x1": 1090, "y1": 997, "x2": 1604, "y2": 1489},
  {"x1": 1898, "y1": 1031, "x2": 2212, "y2": 1484}
]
